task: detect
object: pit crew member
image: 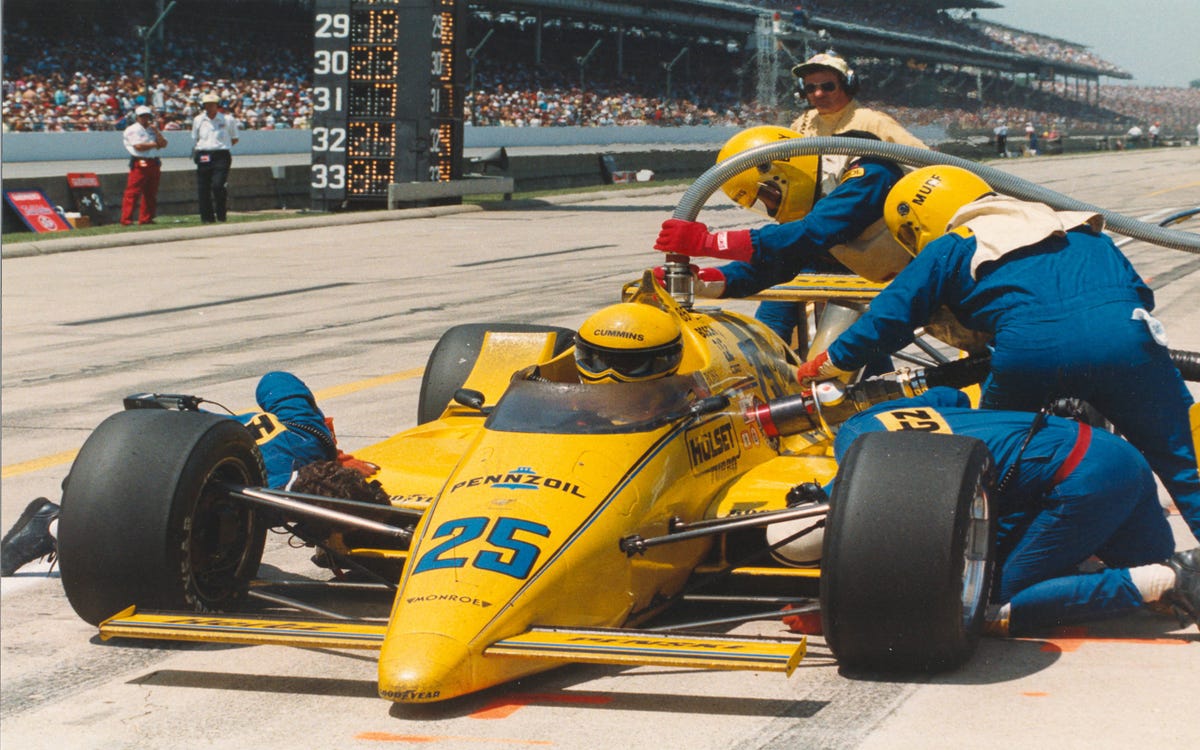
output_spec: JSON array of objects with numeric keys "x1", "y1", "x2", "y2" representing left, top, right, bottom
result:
[
  {"x1": 798, "y1": 165, "x2": 1200, "y2": 543},
  {"x1": 653, "y1": 126, "x2": 910, "y2": 348},
  {"x1": 833, "y1": 387, "x2": 1199, "y2": 635},
  {"x1": 1, "y1": 371, "x2": 346, "y2": 576},
  {"x1": 789, "y1": 52, "x2": 927, "y2": 149},
  {"x1": 750, "y1": 52, "x2": 929, "y2": 340}
]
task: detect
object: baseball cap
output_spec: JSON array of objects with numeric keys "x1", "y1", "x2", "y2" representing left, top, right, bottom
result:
[
  {"x1": 792, "y1": 52, "x2": 853, "y2": 80},
  {"x1": 134, "y1": 105, "x2": 152, "y2": 116},
  {"x1": 201, "y1": 92, "x2": 220, "y2": 104}
]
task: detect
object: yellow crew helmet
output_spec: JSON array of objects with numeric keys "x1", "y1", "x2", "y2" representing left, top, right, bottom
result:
[
  {"x1": 575, "y1": 303, "x2": 684, "y2": 384},
  {"x1": 884, "y1": 165, "x2": 994, "y2": 255},
  {"x1": 718, "y1": 126, "x2": 820, "y2": 224}
]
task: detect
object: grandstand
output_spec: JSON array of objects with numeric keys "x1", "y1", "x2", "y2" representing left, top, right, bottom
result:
[{"x1": 3, "y1": 0, "x2": 1199, "y2": 139}]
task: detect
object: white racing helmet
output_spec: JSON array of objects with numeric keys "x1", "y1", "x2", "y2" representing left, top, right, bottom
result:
[{"x1": 766, "y1": 517, "x2": 824, "y2": 566}]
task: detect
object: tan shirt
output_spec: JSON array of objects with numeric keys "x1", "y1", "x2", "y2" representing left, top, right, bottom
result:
[
  {"x1": 947, "y1": 195, "x2": 1103, "y2": 278},
  {"x1": 790, "y1": 100, "x2": 926, "y2": 149}
]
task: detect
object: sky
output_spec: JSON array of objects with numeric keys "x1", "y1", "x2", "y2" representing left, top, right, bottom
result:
[{"x1": 975, "y1": 0, "x2": 1200, "y2": 88}]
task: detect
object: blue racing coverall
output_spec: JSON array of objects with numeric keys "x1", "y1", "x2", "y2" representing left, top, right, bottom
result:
[
  {"x1": 237, "y1": 371, "x2": 338, "y2": 488},
  {"x1": 717, "y1": 157, "x2": 905, "y2": 343},
  {"x1": 824, "y1": 225, "x2": 1200, "y2": 542},
  {"x1": 835, "y1": 388, "x2": 1176, "y2": 634}
]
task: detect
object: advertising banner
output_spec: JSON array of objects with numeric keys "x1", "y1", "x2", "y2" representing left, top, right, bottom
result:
[
  {"x1": 66, "y1": 172, "x2": 106, "y2": 225},
  {"x1": 3, "y1": 189, "x2": 72, "y2": 233}
]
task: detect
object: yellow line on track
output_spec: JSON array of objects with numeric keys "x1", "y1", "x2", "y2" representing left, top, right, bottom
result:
[
  {"x1": 1, "y1": 367, "x2": 425, "y2": 479},
  {"x1": 311, "y1": 367, "x2": 424, "y2": 401},
  {"x1": 1, "y1": 449, "x2": 82, "y2": 480},
  {"x1": 1145, "y1": 181, "x2": 1200, "y2": 198}
]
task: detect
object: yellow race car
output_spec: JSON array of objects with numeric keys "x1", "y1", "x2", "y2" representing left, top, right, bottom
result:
[
  {"x1": 56, "y1": 264, "x2": 999, "y2": 705},
  {"x1": 52, "y1": 137, "x2": 1200, "y2": 707}
]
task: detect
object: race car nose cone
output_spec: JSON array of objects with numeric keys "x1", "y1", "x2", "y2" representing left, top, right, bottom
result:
[{"x1": 378, "y1": 633, "x2": 473, "y2": 703}]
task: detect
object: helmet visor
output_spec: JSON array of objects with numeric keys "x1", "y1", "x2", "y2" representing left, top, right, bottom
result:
[
  {"x1": 894, "y1": 222, "x2": 919, "y2": 255},
  {"x1": 575, "y1": 339, "x2": 683, "y2": 383},
  {"x1": 754, "y1": 176, "x2": 783, "y2": 218}
]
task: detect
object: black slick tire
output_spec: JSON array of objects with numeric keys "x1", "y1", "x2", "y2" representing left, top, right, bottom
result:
[
  {"x1": 59, "y1": 410, "x2": 267, "y2": 626},
  {"x1": 820, "y1": 431, "x2": 995, "y2": 672},
  {"x1": 417, "y1": 323, "x2": 576, "y2": 424}
]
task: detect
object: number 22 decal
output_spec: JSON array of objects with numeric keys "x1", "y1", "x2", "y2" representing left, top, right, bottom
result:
[{"x1": 412, "y1": 516, "x2": 550, "y2": 580}]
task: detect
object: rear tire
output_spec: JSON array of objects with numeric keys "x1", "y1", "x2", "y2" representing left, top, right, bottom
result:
[
  {"x1": 59, "y1": 410, "x2": 267, "y2": 626},
  {"x1": 820, "y1": 431, "x2": 995, "y2": 672},
  {"x1": 417, "y1": 323, "x2": 576, "y2": 424}
]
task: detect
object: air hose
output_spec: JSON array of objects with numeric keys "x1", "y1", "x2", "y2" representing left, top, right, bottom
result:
[
  {"x1": 1172, "y1": 349, "x2": 1200, "y2": 382},
  {"x1": 672, "y1": 137, "x2": 1200, "y2": 254},
  {"x1": 753, "y1": 348, "x2": 1200, "y2": 441}
]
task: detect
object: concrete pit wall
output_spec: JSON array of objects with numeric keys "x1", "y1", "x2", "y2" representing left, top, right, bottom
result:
[
  {"x1": 2, "y1": 165, "x2": 313, "y2": 230},
  {"x1": 2, "y1": 149, "x2": 719, "y2": 228},
  {"x1": 1, "y1": 126, "x2": 1157, "y2": 230}
]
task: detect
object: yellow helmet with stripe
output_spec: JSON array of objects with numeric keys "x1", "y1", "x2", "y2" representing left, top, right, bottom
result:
[{"x1": 575, "y1": 303, "x2": 683, "y2": 384}]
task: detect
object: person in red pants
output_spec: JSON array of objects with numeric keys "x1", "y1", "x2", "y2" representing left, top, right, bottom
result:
[{"x1": 120, "y1": 105, "x2": 167, "y2": 225}]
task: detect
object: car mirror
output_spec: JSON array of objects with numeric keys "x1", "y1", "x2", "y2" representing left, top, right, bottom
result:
[{"x1": 453, "y1": 388, "x2": 487, "y2": 412}]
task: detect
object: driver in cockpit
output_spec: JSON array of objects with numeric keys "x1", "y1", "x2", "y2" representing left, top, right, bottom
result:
[{"x1": 573, "y1": 303, "x2": 684, "y2": 385}]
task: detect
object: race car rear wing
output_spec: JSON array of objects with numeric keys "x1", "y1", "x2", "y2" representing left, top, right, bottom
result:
[{"x1": 748, "y1": 273, "x2": 886, "y2": 302}]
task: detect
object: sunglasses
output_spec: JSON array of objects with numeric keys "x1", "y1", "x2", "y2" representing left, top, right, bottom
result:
[{"x1": 803, "y1": 81, "x2": 839, "y2": 94}]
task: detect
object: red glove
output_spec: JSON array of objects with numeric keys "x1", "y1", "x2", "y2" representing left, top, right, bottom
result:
[
  {"x1": 781, "y1": 604, "x2": 823, "y2": 635},
  {"x1": 796, "y1": 351, "x2": 853, "y2": 385},
  {"x1": 652, "y1": 264, "x2": 727, "y2": 298},
  {"x1": 654, "y1": 218, "x2": 754, "y2": 263},
  {"x1": 325, "y1": 417, "x2": 380, "y2": 476}
]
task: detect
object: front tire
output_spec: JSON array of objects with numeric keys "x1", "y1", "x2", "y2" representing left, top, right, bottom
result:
[
  {"x1": 417, "y1": 323, "x2": 576, "y2": 424},
  {"x1": 820, "y1": 431, "x2": 995, "y2": 672},
  {"x1": 59, "y1": 410, "x2": 267, "y2": 626}
]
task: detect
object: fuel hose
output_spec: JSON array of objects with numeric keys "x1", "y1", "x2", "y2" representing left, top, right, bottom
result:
[{"x1": 674, "y1": 137, "x2": 1200, "y2": 254}]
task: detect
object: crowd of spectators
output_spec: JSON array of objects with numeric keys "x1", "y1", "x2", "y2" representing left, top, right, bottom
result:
[
  {"x1": 2, "y1": 18, "x2": 311, "y2": 134},
  {"x1": 869, "y1": 74, "x2": 1199, "y2": 139},
  {"x1": 753, "y1": 1, "x2": 1129, "y2": 78},
  {"x1": 973, "y1": 23, "x2": 1126, "y2": 76},
  {"x1": 466, "y1": 61, "x2": 770, "y2": 128},
  {"x1": 1094, "y1": 85, "x2": 1200, "y2": 137},
  {"x1": 3, "y1": 1, "x2": 1197, "y2": 141}
]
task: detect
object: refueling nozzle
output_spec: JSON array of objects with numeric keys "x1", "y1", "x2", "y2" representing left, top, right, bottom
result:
[
  {"x1": 747, "y1": 355, "x2": 992, "y2": 437},
  {"x1": 662, "y1": 253, "x2": 695, "y2": 309}
]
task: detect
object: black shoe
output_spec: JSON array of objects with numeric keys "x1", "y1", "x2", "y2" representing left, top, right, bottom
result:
[
  {"x1": 311, "y1": 548, "x2": 335, "y2": 571},
  {"x1": 1, "y1": 498, "x2": 59, "y2": 576},
  {"x1": 1163, "y1": 547, "x2": 1200, "y2": 627}
]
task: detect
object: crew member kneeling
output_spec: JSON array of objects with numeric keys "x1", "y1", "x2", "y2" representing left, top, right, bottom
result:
[
  {"x1": 799, "y1": 165, "x2": 1200, "y2": 544},
  {"x1": 833, "y1": 388, "x2": 1199, "y2": 635}
]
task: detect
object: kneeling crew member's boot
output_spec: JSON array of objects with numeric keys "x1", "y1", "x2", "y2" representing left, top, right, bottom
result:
[
  {"x1": 1163, "y1": 548, "x2": 1200, "y2": 627},
  {"x1": 0, "y1": 498, "x2": 59, "y2": 576}
]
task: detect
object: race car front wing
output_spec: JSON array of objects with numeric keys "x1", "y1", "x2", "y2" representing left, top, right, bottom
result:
[{"x1": 99, "y1": 608, "x2": 804, "y2": 674}]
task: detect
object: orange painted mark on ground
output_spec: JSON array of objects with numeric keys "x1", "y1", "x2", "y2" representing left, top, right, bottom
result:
[
  {"x1": 471, "y1": 693, "x2": 613, "y2": 720},
  {"x1": 1026, "y1": 626, "x2": 1191, "y2": 653},
  {"x1": 356, "y1": 732, "x2": 552, "y2": 745},
  {"x1": 1022, "y1": 692, "x2": 1050, "y2": 697}
]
